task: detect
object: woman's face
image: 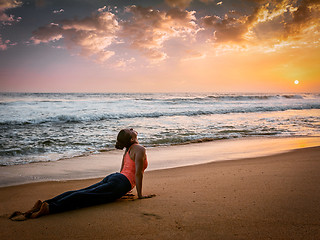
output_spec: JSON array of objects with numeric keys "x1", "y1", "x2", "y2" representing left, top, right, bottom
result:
[{"x1": 125, "y1": 128, "x2": 138, "y2": 142}]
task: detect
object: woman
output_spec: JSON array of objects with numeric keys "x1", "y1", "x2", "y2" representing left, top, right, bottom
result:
[{"x1": 10, "y1": 128, "x2": 154, "y2": 220}]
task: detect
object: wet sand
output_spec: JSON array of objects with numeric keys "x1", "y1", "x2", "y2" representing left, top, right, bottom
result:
[
  {"x1": 1, "y1": 136, "x2": 320, "y2": 187},
  {"x1": 0, "y1": 144, "x2": 320, "y2": 239}
]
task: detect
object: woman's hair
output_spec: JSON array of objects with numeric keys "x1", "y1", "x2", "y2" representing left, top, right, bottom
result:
[{"x1": 115, "y1": 129, "x2": 132, "y2": 150}]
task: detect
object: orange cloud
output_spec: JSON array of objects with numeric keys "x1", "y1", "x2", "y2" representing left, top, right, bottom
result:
[
  {"x1": 201, "y1": 0, "x2": 320, "y2": 50},
  {"x1": 283, "y1": 0, "x2": 320, "y2": 37},
  {"x1": 120, "y1": 6, "x2": 198, "y2": 62},
  {"x1": 202, "y1": 14, "x2": 248, "y2": 43}
]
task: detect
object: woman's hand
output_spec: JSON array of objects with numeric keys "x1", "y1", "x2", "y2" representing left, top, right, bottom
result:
[{"x1": 138, "y1": 194, "x2": 156, "y2": 199}]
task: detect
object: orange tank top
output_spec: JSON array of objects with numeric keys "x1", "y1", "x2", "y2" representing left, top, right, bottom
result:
[{"x1": 120, "y1": 145, "x2": 148, "y2": 189}]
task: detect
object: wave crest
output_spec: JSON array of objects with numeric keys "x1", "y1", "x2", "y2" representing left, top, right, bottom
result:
[{"x1": 1, "y1": 103, "x2": 319, "y2": 126}]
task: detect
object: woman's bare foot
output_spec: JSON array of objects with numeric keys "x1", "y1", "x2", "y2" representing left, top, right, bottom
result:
[
  {"x1": 9, "y1": 211, "x2": 24, "y2": 220},
  {"x1": 24, "y1": 200, "x2": 43, "y2": 218},
  {"x1": 10, "y1": 213, "x2": 28, "y2": 221},
  {"x1": 9, "y1": 200, "x2": 43, "y2": 221},
  {"x1": 30, "y1": 202, "x2": 50, "y2": 218}
]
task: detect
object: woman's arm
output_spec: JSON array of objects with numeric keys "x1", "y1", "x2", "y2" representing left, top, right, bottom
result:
[
  {"x1": 120, "y1": 153, "x2": 125, "y2": 172},
  {"x1": 134, "y1": 146, "x2": 145, "y2": 199},
  {"x1": 133, "y1": 145, "x2": 155, "y2": 199}
]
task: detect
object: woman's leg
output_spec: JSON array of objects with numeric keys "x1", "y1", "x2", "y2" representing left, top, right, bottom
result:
[
  {"x1": 45, "y1": 179, "x2": 105, "y2": 204},
  {"x1": 24, "y1": 200, "x2": 43, "y2": 217},
  {"x1": 47, "y1": 173, "x2": 131, "y2": 214},
  {"x1": 30, "y1": 202, "x2": 49, "y2": 218}
]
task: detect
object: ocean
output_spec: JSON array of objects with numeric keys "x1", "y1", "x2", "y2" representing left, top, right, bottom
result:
[{"x1": 0, "y1": 92, "x2": 319, "y2": 166}]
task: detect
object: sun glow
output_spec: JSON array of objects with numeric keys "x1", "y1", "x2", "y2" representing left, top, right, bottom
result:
[{"x1": 294, "y1": 80, "x2": 299, "y2": 85}]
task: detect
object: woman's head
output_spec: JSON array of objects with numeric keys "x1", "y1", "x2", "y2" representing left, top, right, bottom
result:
[{"x1": 115, "y1": 128, "x2": 138, "y2": 150}]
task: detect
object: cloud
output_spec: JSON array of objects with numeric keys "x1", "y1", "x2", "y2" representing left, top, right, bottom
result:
[
  {"x1": 31, "y1": 9, "x2": 119, "y2": 62},
  {"x1": 53, "y1": 9, "x2": 64, "y2": 14},
  {"x1": 0, "y1": 34, "x2": 16, "y2": 50},
  {"x1": 0, "y1": 34, "x2": 7, "y2": 50},
  {"x1": 0, "y1": 0, "x2": 22, "y2": 25},
  {"x1": 96, "y1": 50, "x2": 115, "y2": 63},
  {"x1": 201, "y1": 0, "x2": 320, "y2": 48},
  {"x1": 246, "y1": 0, "x2": 320, "y2": 44},
  {"x1": 283, "y1": 0, "x2": 320, "y2": 37},
  {"x1": 31, "y1": 5, "x2": 199, "y2": 63},
  {"x1": 0, "y1": 0, "x2": 21, "y2": 9},
  {"x1": 98, "y1": 6, "x2": 107, "y2": 12},
  {"x1": 0, "y1": 0, "x2": 21, "y2": 50},
  {"x1": 31, "y1": 23, "x2": 63, "y2": 44},
  {"x1": 29, "y1": 1, "x2": 320, "y2": 64},
  {"x1": 120, "y1": 6, "x2": 198, "y2": 62},
  {"x1": 202, "y1": 14, "x2": 249, "y2": 43}
]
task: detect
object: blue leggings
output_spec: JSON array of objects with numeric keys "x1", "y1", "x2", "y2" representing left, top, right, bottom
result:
[{"x1": 45, "y1": 173, "x2": 132, "y2": 213}]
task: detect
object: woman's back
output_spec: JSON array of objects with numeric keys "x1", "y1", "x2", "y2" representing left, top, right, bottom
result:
[{"x1": 121, "y1": 144, "x2": 148, "y2": 189}]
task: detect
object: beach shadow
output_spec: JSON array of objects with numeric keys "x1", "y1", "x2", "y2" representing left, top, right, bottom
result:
[{"x1": 120, "y1": 193, "x2": 136, "y2": 201}]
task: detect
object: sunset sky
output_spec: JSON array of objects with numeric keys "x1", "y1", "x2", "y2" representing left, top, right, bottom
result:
[{"x1": 0, "y1": 0, "x2": 319, "y2": 93}]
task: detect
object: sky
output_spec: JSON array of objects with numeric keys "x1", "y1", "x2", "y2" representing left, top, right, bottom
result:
[{"x1": 0, "y1": 0, "x2": 319, "y2": 93}]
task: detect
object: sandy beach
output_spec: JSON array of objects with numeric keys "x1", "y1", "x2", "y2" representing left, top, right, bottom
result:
[{"x1": 1, "y1": 140, "x2": 320, "y2": 239}]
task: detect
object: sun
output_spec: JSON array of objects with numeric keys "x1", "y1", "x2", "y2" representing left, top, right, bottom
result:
[{"x1": 294, "y1": 80, "x2": 299, "y2": 85}]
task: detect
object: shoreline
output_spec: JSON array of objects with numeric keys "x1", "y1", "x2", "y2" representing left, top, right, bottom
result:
[
  {"x1": 0, "y1": 136, "x2": 320, "y2": 188},
  {"x1": 1, "y1": 144, "x2": 320, "y2": 239}
]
